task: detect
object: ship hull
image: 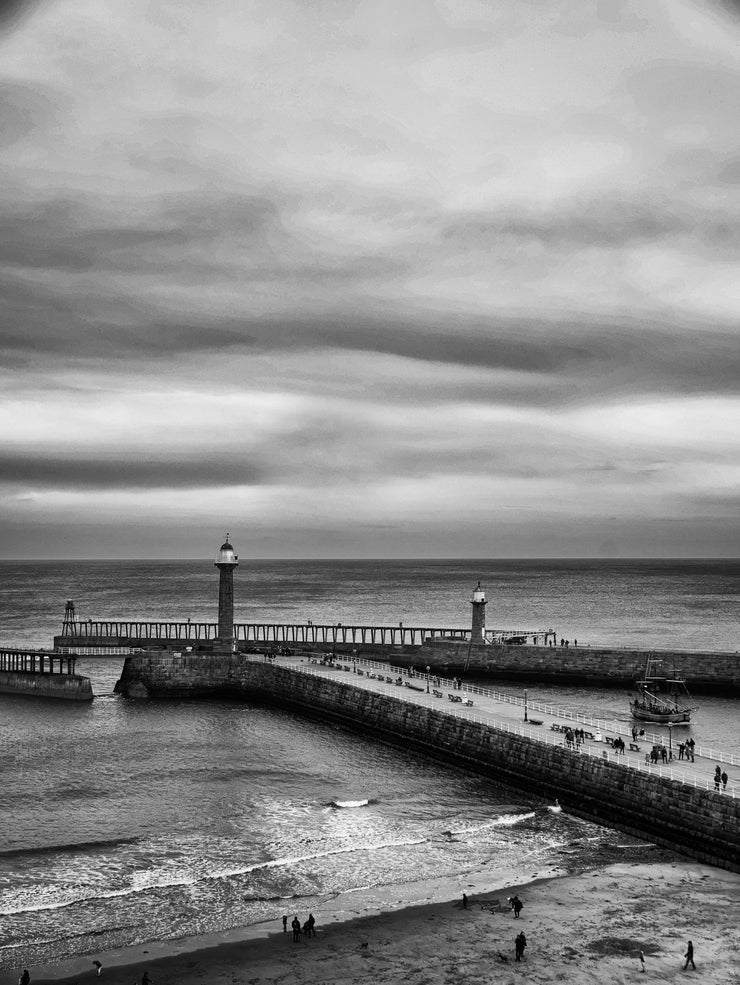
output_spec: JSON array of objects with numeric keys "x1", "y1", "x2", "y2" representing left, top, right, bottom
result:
[{"x1": 630, "y1": 703, "x2": 692, "y2": 725}]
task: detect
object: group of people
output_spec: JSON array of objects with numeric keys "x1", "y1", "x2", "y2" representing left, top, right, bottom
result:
[
  {"x1": 713, "y1": 765, "x2": 729, "y2": 792},
  {"x1": 563, "y1": 728, "x2": 585, "y2": 750},
  {"x1": 678, "y1": 738, "x2": 696, "y2": 762},
  {"x1": 649, "y1": 744, "x2": 670, "y2": 764},
  {"x1": 283, "y1": 913, "x2": 316, "y2": 941}
]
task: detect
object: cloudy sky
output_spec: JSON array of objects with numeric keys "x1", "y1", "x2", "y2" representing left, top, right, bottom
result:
[{"x1": 1, "y1": 0, "x2": 739, "y2": 559}]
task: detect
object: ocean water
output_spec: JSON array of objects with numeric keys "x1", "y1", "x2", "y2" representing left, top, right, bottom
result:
[{"x1": 0, "y1": 559, "x2": 739, "y2": 970}]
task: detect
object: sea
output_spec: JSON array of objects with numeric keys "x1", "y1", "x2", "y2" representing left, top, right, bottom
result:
[{"x1": 1, "y1": 558, "x2": 739, "y2": 971}]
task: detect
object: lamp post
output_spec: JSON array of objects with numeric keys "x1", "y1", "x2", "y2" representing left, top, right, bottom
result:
[
  {"x1": 667, "y1": 722, "x2": 673, "y2": 760},
  {"x1": 524, "y1": 689, "x2": 528, "y2": 723},
  {"x1": 426, "y1": 665, "x2": 430, "y2": 693}
]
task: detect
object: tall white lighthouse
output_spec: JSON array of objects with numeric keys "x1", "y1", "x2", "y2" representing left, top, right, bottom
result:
[
  {"x1": 214, "y1": 535, "x2": 238, "y2": 651},
  {"x1": 470, "y1": 581, "x2": 487, "y2": 642}
]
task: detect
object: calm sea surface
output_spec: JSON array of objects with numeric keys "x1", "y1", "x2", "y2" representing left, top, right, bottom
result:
[{"x1": 0, "y1": 559, "x2": 739, "y2": 970}]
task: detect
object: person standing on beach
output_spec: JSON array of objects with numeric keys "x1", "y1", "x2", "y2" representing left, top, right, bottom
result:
[
  {"x1": 462, "y1": 893, "x2": 468, "y2": 909},
  {"x1": 282, "y1": 915, "x2": 288, "y2": 932},
  {"x1": 639, "y1": 949, "x2": 645, "y2": 972},
  {"x1": 515, "y1": 932, "x2": 527, "y2": 961},
  {"x1": 291, "y1": 916, "x2": 302, "y2": 942},
  {"x1": 141, "y1": 972, "x2": 152, "y2": 985},
  {"x1": 306, "y1": 913, "x2": 316, "y2": 937},
  {"x1": 683, "y1": 940, "x2": 696, "y2": 970},
  {"x1": 19, "y1": 970, "x2": 30, "y2": 985},
  {"x1": 512, "y1": 895, "x2": 523, "y2": 918}
]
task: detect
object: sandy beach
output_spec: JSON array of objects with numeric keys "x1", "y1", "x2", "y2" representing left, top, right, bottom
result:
[{"x1": 9, "y1": 845, "x2": 738, "y2": 985}]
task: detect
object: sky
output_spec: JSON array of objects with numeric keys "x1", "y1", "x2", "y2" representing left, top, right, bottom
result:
[{"x1": 1, "y1": 0, "x2": 739, "y2": 560}]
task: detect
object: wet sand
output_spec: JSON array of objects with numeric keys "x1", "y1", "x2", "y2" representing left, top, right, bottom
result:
[{"x1": 11, "y1": 847, "x2": 740, "y2": 985}]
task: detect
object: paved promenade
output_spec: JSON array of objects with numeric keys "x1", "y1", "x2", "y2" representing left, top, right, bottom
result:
[{"x1": 271, "y1": 652, "x2": 738, "y2": 799}]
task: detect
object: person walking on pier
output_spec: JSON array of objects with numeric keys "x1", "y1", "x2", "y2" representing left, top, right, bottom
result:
[
  {"x1": 714, "y1": 766, "x2": 722, "y2": 791},
  {"x1": 683, "y1": 940, "x2": 696, "y2": 970},
  {"x1": 722, "y1": 770, "x2": 728, "y2": 791},
  {"x1": 687, "y1": 738, "x2": 695, "y2": 762}
]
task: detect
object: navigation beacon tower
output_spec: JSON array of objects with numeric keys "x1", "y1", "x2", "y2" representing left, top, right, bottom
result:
[
  {"x1": 470, "y1": 581, "x2": 487, "y2": 642},
  {"x1": 215, "y1": 535, "x2": 239, "y2": 652}
]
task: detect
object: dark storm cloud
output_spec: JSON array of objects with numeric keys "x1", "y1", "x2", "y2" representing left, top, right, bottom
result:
[
  {"x1": 440, "y1": 201, "x2": 739, "y2": 251},
  {"x1": 0, "y1": 0, "x2": 35, "y2": 27},
  {"x1": 0, "y1": 455, "x2": 268, "y2": 490},
  {"x1": 0, "y1": 191, "x2": 282, "y2": 273},
  {"x1": 3, "y1": 293, "x2": 740, "y2": 404}
]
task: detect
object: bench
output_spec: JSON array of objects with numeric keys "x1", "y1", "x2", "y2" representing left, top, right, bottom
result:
[
  {"x1": 448, "y1": 693, "x2": 462, "y2": 703},
  {"x1": 629, "y1": 742, "x2": 640, "y2": 752},
  {"x1": 432, "y1": 689, "x2": 443, "y2": 698},
  {"x1": 550, "y1": 724, "x2": 564, "y2": 732},
  {"x1": 583, "y1": 731, "x2": 595, "y2": 740}
]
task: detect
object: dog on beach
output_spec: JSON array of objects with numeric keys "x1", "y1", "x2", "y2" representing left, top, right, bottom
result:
[{"x1": 497, "y1": 953, "x2": 509, "y2": 963}]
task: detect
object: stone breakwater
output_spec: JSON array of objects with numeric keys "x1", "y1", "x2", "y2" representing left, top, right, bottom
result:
[
  {"x1": 410, "y1": 640, "x2": 740, "y2": 693},
  {"x1": 55, "y1": 631, "x2": 740, "y2": 693},
  {"x1": 0, "y1": 670, "x2": 93, "y2": 700},
  {"x1": 116, "y1": 652, "x2": 740, "y2": 872}
]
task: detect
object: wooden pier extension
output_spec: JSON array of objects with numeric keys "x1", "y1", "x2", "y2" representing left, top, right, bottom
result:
[
  {"x1": 55, "y1": 619, "x2": 543, "y2": 649},
  {"x1": 0, "y1": 648, "x2": 93, "y2": 701}
]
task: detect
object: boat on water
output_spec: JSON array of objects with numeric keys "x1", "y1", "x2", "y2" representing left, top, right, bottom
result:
[{"x1": 630, "y1": 657, "x2": 697, "y2": 725}]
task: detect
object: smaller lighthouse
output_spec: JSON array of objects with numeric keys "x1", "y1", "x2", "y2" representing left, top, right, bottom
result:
[
  {"x1": 470, "y1": 581, "x2": 487, "y2": 642},
  {"x1": 215, "y1": 535, "x2": 239, "y2": 652}
]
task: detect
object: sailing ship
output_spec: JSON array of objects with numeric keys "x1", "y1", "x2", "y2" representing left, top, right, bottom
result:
[{"x1": 630, "y1": 657, "x2": 697, "y2": 724}]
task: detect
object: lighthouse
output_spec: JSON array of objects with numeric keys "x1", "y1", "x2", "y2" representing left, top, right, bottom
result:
[
  {"x1": 214, "y1": 535, "x2": 239, "y2": 652},
  {"x1": 470, "y1": 581, "x2": 487, "y2": 642}
]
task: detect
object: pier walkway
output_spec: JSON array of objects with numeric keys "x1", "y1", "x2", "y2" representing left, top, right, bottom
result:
[
  {"x1": 271, "y1": 652, "x2": 738, "y2": 798},
  {"x1": 58, "y1": 619, "x2": 545, "y2": 648},
  {"x1": 0, "y1": 648, "x2": 78, "y2": 675}
]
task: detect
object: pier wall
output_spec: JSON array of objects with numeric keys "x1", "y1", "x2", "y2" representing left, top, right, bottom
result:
[
  {"x1": 55, "y1": 632, "x2": 740, "y2": 693},
  {"x1": 116, "y1": 653, "x2": 740, "y2": 872},
  {"x1": 412, "y1": 641, "x2": 740, "y2": 692},
  {"x1": 0, "y1": 671, "x2": 93, "y2": 701}
]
